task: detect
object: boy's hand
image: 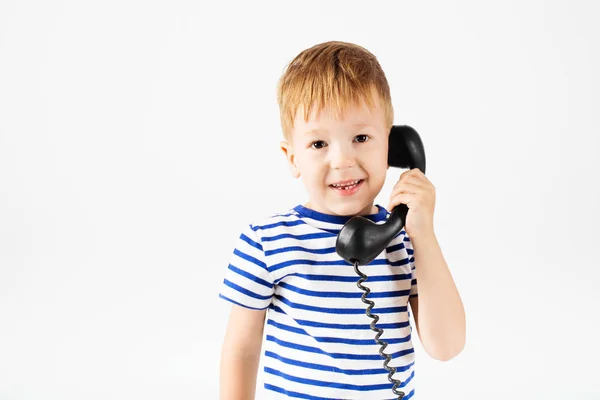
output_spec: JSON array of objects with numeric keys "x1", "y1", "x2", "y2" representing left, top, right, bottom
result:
[{"x1": 387, "y1": 168, "x2": 436, "y2": 239}]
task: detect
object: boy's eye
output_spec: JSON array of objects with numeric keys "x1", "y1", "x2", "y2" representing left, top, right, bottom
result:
[
  {"x1": 311, "y1": 140, "x2": 326, "y2": 149},
  {"x1": 310, "y1": 135, "x2": 368, "y2": 149}
]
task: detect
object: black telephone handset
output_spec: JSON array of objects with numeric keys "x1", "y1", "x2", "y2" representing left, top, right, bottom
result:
[
  {"x1": 335, "y1": 125, "x2": 426, "y2": 400},
  {"x1": 336, "y1": 125, "x2": 426, "y2": 266}
]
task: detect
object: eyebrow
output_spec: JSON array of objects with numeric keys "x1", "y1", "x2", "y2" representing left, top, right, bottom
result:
[
  {"x1": 305, "y1": 124, "x2": 375, "y2": 135},
  {"x1": 305, "y1": 128, "x2": 327, "y2": 135},
  {"x1": 352, "y1": 123, "x2": 374, "y2": 128}
]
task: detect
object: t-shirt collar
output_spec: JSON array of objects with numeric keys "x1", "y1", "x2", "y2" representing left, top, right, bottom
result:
[{"x1": 292, "y1": 203, "x2": 390, "y2": 233}]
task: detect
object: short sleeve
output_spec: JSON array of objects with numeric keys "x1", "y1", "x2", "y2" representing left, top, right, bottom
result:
[
  {"x1": 404, "y1": 232, "x2": 418, "y2": 298},
  {"x1": 218, "y1": 224, "x2": 275, "y2": 310}
]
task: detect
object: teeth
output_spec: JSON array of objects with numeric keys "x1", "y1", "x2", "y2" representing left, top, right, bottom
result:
[{"x1": 332, "y1": 180, "x2": 360, "y2": 188}]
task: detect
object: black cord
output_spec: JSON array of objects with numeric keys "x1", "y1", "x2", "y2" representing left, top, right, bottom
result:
[{"x1": 353, "y1": 260, "x2": 405, "y2": 400}]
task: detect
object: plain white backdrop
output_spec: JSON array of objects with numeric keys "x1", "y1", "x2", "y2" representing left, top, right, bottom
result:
[{"x1": 1, "y1": 0, "x2": 599, "y2": 399}]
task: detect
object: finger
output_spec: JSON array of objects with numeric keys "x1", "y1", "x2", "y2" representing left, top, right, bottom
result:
[
  {"x1": 394, "y1": 172, "x2": 427, "y2": 188},
  {"x1": 388, "y1": 192, "x2": 417, "y2": 211},
  {"x1": 405, "y1": 170, "x2": 428, "y2": 184},
  {"x1": 402, "y1": 168, "x2": 422, "y2": 178},
  {"x1": 399, "y1": 169, "x2": 412, "y2": 180},
  {"x1": 391, "y1": 181, "x2": 422, "y2": 195},
  {"x1": 405, "y1": 176, "x2": 429, "y2": 188},
  {"x1": 388, "y1": 193, "x2": 413, "y2": 212}
]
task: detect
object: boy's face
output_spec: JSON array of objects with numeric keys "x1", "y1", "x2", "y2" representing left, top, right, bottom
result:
[{"x1": 280, "y1": 90, "x2": 389, "y2": 217}]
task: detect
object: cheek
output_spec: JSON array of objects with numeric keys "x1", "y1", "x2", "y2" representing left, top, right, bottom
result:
[
  {"x1": 297, "y1": 159, "x2": 324, "y2": 186},
  {"x1": 367, "y1": 155, "x2": 387, "y2": 174},
  {"x1": 300, "y1": 157, "x2": 324, "y2": 176},
  {"x1": 368, "y1": 160, "x2": 388, "y2": 187}
]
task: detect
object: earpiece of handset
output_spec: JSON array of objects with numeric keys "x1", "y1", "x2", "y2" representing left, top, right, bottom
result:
[{"x1": 335, "y1": 125, "x2": 426, "y2": 266}]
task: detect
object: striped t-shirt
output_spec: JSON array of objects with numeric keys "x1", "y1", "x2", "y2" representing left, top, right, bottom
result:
[{"x1": 219, "y1": 203, "x2": 418, "y2": 399}]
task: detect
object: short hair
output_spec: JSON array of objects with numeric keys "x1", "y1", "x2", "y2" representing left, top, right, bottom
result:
[{"x1": 277, "y1": 41, "x2": 394, "y2": 141}]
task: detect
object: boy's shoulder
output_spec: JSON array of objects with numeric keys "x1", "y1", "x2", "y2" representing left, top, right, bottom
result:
[{"x1": 245, "y1": 204, "x2": 302, "y2": 233}]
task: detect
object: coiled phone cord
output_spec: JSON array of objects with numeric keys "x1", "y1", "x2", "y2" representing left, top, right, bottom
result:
[{"x1": 353, "y1": 260, "x2": 405, "y2": 400}]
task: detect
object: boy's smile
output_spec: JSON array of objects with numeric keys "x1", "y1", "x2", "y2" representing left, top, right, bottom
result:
[
  {"x1": 329, "y1": 178, "x2": 364, "y2": 195},
  {"x1": 280, "y1": 86, "x2": 390, "y2": 217}
]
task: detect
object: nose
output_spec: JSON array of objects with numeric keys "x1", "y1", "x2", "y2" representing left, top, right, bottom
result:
[{"x1": 329, "y1": 142, "x2": 356, "y2": 170}]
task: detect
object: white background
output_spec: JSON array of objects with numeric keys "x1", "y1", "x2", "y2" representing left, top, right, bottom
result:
[{"x1": 1, "y1": 0, "x2": 599, "y2": 399}]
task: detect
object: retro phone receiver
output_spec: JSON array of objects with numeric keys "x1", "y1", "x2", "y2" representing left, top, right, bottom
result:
[
  {"x1": 335, "y1": 125, "x2": 426, "y2": 266},
  {"x1": 334, "y1": 125, "x2": 426, "y2": 399}
]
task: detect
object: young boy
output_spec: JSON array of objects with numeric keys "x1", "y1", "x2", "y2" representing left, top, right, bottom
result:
[{"x1": 218, "y1": 41, "x2": 465, "y2": 400}]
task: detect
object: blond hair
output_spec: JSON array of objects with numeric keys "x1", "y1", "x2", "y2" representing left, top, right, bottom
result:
[{"x1": 277, "y1": 41, "x2": 394, "y2": 140}]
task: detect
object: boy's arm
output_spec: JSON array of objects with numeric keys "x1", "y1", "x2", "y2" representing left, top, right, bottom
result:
[
  {"x1": 220, "y1": 304, "x2": 267, "y2": 400},
  {"x1": 409, "y1": 232, "x2": 465, "y2": 361}
]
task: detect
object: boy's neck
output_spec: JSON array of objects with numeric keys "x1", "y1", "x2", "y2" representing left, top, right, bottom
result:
[{"x1": 302, "y1": 202, "x2": 379, "y2": 216}]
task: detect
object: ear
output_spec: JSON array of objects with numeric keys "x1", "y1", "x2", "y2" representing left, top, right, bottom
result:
[{"x1": 280, "y1": 140, "x2": 300, "y2": 178}]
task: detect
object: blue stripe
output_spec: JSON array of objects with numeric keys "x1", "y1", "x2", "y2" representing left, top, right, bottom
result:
[
  {"x1": 270, "y1": 258, "x2": 358, "y2": 271},
  {"x1": 254, "y1": 219, "x2": 306, "y2": 230},
  {"x1": 265, "y1": 350, "x2": 415, "y2": 375},
  {"x1": 262, "y1": 232, "x2": 335, "y2": 242},
  {"x1": 218, "y1": 293, "x2": 267, "y2": 310},
  {"x1": 264, "y1": 384, "x2": 338, "y2": 400},
  {"x1": 222, "y1": 279, "x2": 272, "y2": 300},
  {"x1": 264, "y1": 384, "x2": 415, "y2": 400},
  {"x1": 392, "y1": 257, "x2": 411, "y2": 267},
  {"x1": 227, "y1": 264, "x2": 273, "y2": 288},
  {"x1": 274, "y1": 294, "x2": 407, "y2": 314},
  {"x1": 269, "y1": 256, "x2": 409, "y2": 273},
  {"x1": 233, "y1": 248, "x2": 267, "y2": 270},
  {"x1": 271, "y1": 257, "x2": 410, "y2": 271},
  {"x1": 387, "y1": 241, "x2": 406, "y2": 252},
  {"x1": 265, "y1": 245, "x2": 337, "y2": 256},
  {"x1": 266, "y1": 245, "x2": 410, "y2": 262},
  {"x1": 274, "y1": 272, "x2": 411, "y2": 285},
  {"x1": 264, "y1": 366, "x2": 414, "y2": 390},
  {"x1": 266, "y1": 335, "x2": 415, "y2": 360},
  {"x1": 278, "y1": 281, "x2": 411, "y2": 299},
  {"x1": 266, "y1": 319, "x2": 412, "y2": 345},
  {"x1": 269, "y1": 305, "x2": 411, "y2": 330},
  {"x1": 239, "y1": 232, "x2": 262, "y2": 251}
]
